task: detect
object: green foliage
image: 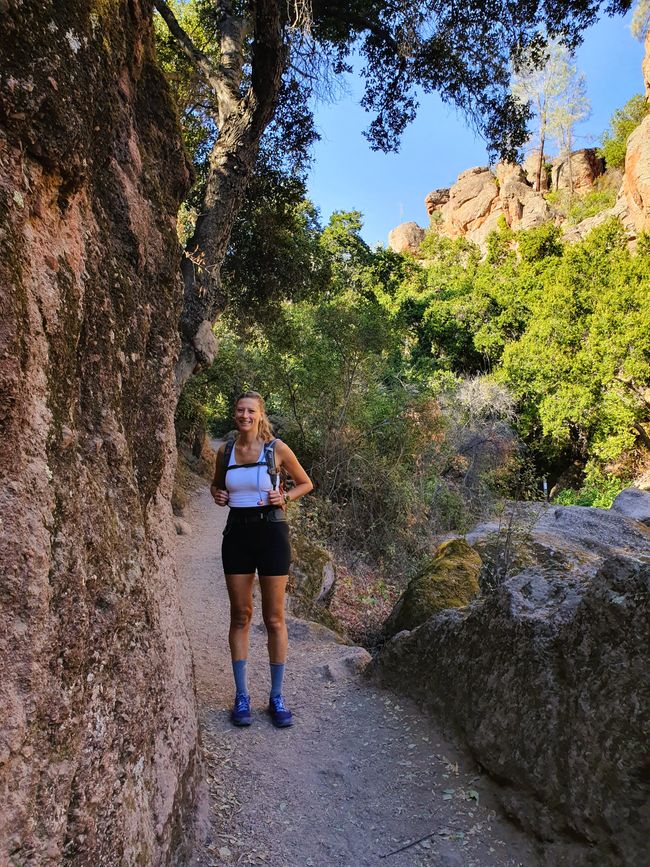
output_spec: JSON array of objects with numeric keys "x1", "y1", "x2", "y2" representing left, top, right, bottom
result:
[
  {"x1": 567, "y1": 188, "x2": 617, "y2": 224},
  {"x1": 376, "y1": 214, "x2": 650, "y2": 476},
  {"x1": 221, "y1": 168, "x2": 330, "y2": 324},
  {"x1": 154, "y1": 1, "x2": 218, "y2": 181},
  {"x1": 599, "y1": 93, "x2": 650, "y2": 169},
  {"x1": 517, "y1": 223, "x2": 563, "y2": 261},
  {"x1": 184, "y1": 212, "x2": 520, "y2": 570},
  {"x1": 554, "y1": 465, "x2": 631, "y2": 508}
]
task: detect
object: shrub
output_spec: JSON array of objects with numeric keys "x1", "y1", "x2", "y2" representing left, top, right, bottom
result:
[
  {"x1": 567, "y1": 188, "x2": 617, "y2": 224},
  {"x1": 554, "y1": 465, "x2": 631, "y2": 508},
  {"x1": 599, "y1": 93, "x2": 650, "y2": 170}
]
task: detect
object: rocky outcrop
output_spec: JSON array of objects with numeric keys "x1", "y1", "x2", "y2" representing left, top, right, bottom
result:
[
  {"x1": 440, "y1": 167, "x2": 500, "y2": 237},
  {"x1": 551, "y1": 148, "x2": 605, "y2": 193},
  {"x1": 387, "y1": 221, "x2": 426, "y2": 254},
  {"x1": 522, "y1": 150, "x2": 550, "y2": 191},
  {"x1": 641, "y1": 27, "x2": 650, "y2": 99},
  {"x1": 622, "y1": 114, "x2": 650, "y2": 234},
  {"x1": 611, "y1": 487, "x2": 650, "y2": 526},
  {"x1": 382, "y1": 538, "x2": 480, "y2": 639},
  {"x1": 0, "y1": 3, "x2": 199, "y2": 864},
  {"x1": 371, "y1": 500, "x2": 650, "y2": 865},
  {"x1": 424, "y1": 187, "x2": 450, "y2": 215}
]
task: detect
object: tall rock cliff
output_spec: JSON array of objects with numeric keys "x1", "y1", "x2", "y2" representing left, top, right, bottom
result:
[
  {"x1": 623, "y1": 28, "x2": 650, "y2": 233},
  {"x1": 0, "y1": 2, "x2": 200, "y2": 863}
]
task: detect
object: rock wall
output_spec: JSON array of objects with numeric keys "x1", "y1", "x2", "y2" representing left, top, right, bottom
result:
[
  {"x1": 0, "y1": 2, "x2": 200, "y2": 864},
  {"x1": 371, "y1": 501, "x2": 650, "y2": 865}
]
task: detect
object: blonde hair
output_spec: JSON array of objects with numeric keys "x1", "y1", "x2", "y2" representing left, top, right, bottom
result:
[{"x1": 235, "y1": 391, "x2": 274, "y2": 442}]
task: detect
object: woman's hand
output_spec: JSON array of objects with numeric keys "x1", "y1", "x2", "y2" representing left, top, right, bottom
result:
[
  {"x1": 211, "y1": 485, "x2": 229, "y2": 506},
  {"x1": 268, "y1": 488, "x2": 287, "y2": 508}
]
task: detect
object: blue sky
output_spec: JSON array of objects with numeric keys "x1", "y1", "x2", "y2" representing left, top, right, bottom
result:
[{"x1": 306, "y1": 13, "x2": 646, "y2": 247}]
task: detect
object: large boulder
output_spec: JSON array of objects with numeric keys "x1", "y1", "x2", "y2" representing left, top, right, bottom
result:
[
  {"x1": 611, "y1": 487, "x2": 650, "y2": 526},
  {"x1": 551, "y1": 148, "x2": 605, "y2": 193},
  {"x1": 0, "y1": 4, "x2": 199, "y2": 864},
  {"x1": 371, "y1": 503, "x2": 650, "y2": 865},
  {"x1": 440, "y1": 167, "x2": 500, "y2": 238},
  {"x1": 382, "y1": 538, "x2": 481, "y2": 639},
  {"x1": 387, "y1": 221, "x2": 426, "y2": 254},
  {"x1": 424, "y1": 187, "x2": 450, "y2": 216}
]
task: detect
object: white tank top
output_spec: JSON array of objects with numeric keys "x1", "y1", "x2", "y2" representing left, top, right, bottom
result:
[{"x1": 226, "y1": 441, "x2": 275, "y2": 508}]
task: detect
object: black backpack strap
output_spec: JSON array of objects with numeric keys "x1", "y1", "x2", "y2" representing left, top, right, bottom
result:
[
  {"x1": 263, "y1": 439, "x2": 279, "y2": 489},
  {"x1": 217, "y1": 437, "x2": 236, "y2": 488}
]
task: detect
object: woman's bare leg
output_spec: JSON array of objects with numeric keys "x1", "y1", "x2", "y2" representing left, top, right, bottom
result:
[
  {"x1": 225, "y1": 573, "x2": 255, "y2": 660},
  {"x1": 259, "y1": 575, "x2": 289, "y2": 663}
]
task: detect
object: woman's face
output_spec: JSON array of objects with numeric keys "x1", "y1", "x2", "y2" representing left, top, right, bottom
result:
[{"x1": 234, "y1": 398, "x2": 261, "y2": 434}]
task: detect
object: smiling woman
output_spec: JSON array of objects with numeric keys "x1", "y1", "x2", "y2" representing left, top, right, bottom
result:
[{"x1": 210, "y1": 391, "x2": 313, "y2": 727}]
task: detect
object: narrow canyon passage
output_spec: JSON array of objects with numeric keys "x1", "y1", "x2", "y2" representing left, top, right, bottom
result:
[{"x1": 175, "y1": 475, "x2": 539, "y2": 867}]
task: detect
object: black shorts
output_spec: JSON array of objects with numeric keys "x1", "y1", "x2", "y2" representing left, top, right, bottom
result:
[{"x1": 221, "y1": 507, "x2": 292, "y2": 576}]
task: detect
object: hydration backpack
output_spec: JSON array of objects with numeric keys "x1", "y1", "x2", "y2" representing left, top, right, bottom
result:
[{"x1": 217, "y1": 437, "x2": 281, "y2": 492}]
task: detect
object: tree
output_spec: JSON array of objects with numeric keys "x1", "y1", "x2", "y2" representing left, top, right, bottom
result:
[
  {"x1": 599, "y1": 93, "x2": 650, "y2": 169},
  {"x1": 512, "y1": 38, "x2": 590, "y2": 192},
  {"x1": 154, "y1": 0, "x2": 633, "y2": 388},
  {"x1": 546, "y1": 55, "x2": 590, "y2": 192}
]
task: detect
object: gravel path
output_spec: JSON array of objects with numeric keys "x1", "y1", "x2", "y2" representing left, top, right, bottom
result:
[{"x1": 175, "y1": 475, "x2": 541, "y2": 867}]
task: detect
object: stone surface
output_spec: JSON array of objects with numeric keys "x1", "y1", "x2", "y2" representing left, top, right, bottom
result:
[
  {"x1": 382, "y1": 538, "x2": 481, "y2": 639},
  {"x1": 623, "y1": 114, "x2": 650, "y2": 234},
  {"x1": 523, "y1": 150, "x2": 550, "y2": 191},
  {"x1": 174, "y1": 518, "x2": 192, "y2": 536},
  {"x1": 424, "y1": 187, "x2": 450, "y2": 215},
  {"x1": 317, "y1": 646, "x2": 372, "y2": 682},
  {"x1": 440, "y1": 167, "x2": 500, "y2": 238},
  {"x1": 551, "y1": 148, "x2": 605, "y2": 192},
  {"x1": 192, "y1": 319, "x2": 218, "y2": 365},
  {"x1": 611, "y1": 486, "x2": 650, "y2": 526},
  {"x1": 387, "y1": 221, "x2": 426, "y2": 254},
  {"x1": 371, "y1": 503, "x2": 650, "y2": 865},
  {"x1": 0, "y1": 3, "x2": 199, "y2": 865}
]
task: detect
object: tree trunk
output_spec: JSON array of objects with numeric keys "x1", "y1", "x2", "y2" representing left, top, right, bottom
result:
[
  {"x1": 535, "y1": 129, "x2": 545, "y2": 192},
  {"x1": 172, "y1": 0, "x2": 287, "y2": 390}
]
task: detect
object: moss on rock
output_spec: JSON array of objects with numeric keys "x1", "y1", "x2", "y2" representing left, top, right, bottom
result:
[{"x1": 383, "y1": 538, "x2": 481, "y2": 639}]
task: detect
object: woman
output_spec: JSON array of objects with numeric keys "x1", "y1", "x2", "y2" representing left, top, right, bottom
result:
[{"x1": 210, "y1": 391, "x2": 313, "y2": 727}]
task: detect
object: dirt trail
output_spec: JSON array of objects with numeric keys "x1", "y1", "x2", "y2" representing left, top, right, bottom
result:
[{"x1": 175, "y1": 476, "x2": 540, "y2": 867}]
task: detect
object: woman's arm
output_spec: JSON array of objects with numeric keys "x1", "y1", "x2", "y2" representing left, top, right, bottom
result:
[
  {"x1": 210, "y1": 444, "x2": 229, "y2": 506},
  {"x1": 267, "y1": 441, "x2": 313, "y2": 507}
]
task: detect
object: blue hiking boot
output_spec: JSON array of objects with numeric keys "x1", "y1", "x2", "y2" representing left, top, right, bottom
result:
[
  {"x1": 231, "y1": 692, "x2": 252, "y2": 726},
  {"x1": 268, "y1": 693, "x2": 293, "y2": 728}
]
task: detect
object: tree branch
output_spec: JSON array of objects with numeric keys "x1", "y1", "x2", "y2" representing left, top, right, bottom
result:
[{"x1": 153, "y1": 0, "x2": 237, "y2": 122}]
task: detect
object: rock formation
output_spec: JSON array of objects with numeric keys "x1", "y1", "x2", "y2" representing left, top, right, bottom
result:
[
  {"x1": 424, "y1": 187, "x2": 450, "y2": 215},
  {"x1": 387, "y1": 221, "x2": 426, "y2": 254},
  {"x1": 641, "y1": 27, "x2": 650, "y2": 99},
  {"x1": 550, "y1": 148, "x2": 605, "y2": 192},
  {"x1": 0, "y1": 2, "x2": 200, "y2": 863},
  {"x1": 622, "y1": 114, "x2": 650, "y2": 233},
  {"x1": 382, "y1": 538, "x2": 480, "y2": 639},
  {"x1": 371, "y1": 498, "x2": 650, "y2": 865}
]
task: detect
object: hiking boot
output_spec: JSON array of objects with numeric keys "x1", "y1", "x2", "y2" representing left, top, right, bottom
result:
[
  {"x1": 268, "y1": 693, "x2": 293, "y2": 727},
  {"x1": 231, "y1": 692, "x2": 252, "y2": 726}
]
